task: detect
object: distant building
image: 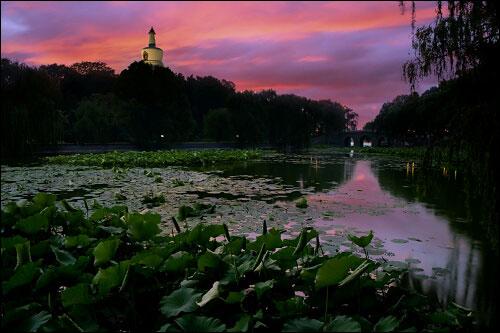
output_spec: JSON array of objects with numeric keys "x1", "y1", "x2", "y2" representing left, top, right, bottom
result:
[{"x1": 141, "y1": 27, "x2": 164, "y2": 67}]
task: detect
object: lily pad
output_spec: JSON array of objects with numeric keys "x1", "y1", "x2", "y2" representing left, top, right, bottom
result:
[{"x1": 391, "y1": 239, "x2": 409, "y2": 244}]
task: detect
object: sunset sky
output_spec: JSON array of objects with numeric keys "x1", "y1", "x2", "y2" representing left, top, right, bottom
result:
[{"x1": 1, "y1": 1, "x2": 438, "y2": 126}]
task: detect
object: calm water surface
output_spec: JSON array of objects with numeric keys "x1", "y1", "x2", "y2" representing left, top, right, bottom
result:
[
  {"x1": 204, "y1": 152, "x2": 496, "y2": 326},
  {"x1": 1, "y1": 150, "x2": 496, "y2": 327}
]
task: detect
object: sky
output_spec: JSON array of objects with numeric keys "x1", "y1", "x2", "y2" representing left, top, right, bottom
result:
[{"x1": 1, "y1": 1, "x2": 438, "y2": 126}]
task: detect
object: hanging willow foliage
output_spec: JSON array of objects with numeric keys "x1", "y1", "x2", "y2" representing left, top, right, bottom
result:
[{"x1": 400, "y1": 1, "x2": 500, "y2": 90}]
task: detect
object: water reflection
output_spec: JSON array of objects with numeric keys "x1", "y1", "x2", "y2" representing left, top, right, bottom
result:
[
  {"x1": 309, "y1": 160, "x2": 484, "y2": 312},
  {"x1": 196, "y1": 158, "x2": 356, "y2": 192}
]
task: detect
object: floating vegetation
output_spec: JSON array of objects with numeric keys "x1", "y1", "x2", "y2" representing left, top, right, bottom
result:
[
  {"x1": 391, "y1": 238, "x2": 409, "y2": 244},
  {"x1": 405, "y1": 258, "x2": 422, "y2": 264},
  {"x1": 141, "y1": 192, "x2": 166, "y2": 208},
  {"x1": 0, "y1": 194, "x2": 475, "y2": 332},
  {"x1": 114, "y1": 192, "x2": 127, "y2": 200},
  {"x1": 176, "y1": 203, "x2": 216, "y2": 221},
  {"x1": 295, "y1": 197, "x2": 308, "y2": 208},
  {"x1": 45, "y1": 149, "x2": 261, "y2": 168},
  {"x1": 1, "y1": 152, "x2": 484, "y2": 321},
  {"x1": 321, "y1": 210, "x2": 342, "y2": 219},
  {"x1": 171, "y1": 179, "x2": 185, "y2": 187}
]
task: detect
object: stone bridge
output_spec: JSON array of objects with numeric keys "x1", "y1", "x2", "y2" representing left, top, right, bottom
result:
[{"x1": 316, "y1": 130, "x2": 392, "y2": 147}]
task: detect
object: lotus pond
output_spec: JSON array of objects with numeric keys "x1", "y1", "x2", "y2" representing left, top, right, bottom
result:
[{"x1": 1, "y1": 148, "x2": 496, "y2": 330}]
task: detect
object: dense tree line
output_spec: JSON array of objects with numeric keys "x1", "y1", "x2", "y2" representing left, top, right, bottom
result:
[
  {"x1": 1, "y1": 59, "x2": 356, "y2": 158},
  {"x1": 365, "y1": 1, "x2": 499, "y2": 251},
  {"x1": 363, "y1": 80, "x2": 461, "y2": 147}
]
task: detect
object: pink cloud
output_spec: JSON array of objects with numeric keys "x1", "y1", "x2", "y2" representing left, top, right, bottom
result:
[{"x1": 1, "y1": 1, "x2": 438, "y2": 127}]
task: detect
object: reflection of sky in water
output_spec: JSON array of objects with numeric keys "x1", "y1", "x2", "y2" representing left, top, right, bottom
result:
[
  {"x1": 309, "y1": 160, "x2": 480, "y2": 308},
  {"x1": 0, "y1": 158, "x2": 486, "y2": 312}
]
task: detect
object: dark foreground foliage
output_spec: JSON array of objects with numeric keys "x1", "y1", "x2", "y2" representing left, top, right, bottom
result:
[{"x1": 1, "y1": 194, "x2": 475, "y2": 332}]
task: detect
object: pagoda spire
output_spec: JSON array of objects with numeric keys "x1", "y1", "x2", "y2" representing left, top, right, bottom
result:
[{"x1": 148, "y1": 27, "x2": 156, "y2": 47}]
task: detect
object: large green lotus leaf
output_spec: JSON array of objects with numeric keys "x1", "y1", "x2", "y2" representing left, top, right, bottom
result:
[
  {"x1": 255, "y1": 279, "x2": 274, "y2": 299},
  {"x1": 92, "y1": 260, "x2": 130, "y2": 296},
  {"x1": 130, "y1": 251, "x2": 163, "y2": 268},
  {"x1": 15, "y1": 241, "x2": 32, "y2": 268},
  {"x1": 51, "y1": 245, "x2": 77, "y2": 266},
  {"x1": 373, "y1": 316, "x2": 400, "y2": 332},
  {"x1": 3, "y1": 262, "x2": 40, "y2": 294},
  {"x1": 274, "y1": 297, "x2": 308, "y2": 317},
  {"x1": 2, "y1": 303, "x2": 42, "y2": 328},
  {"x1": 56, "y1": 256, "x2": 91, "y2": 282},
  {"x1": 35, "y1": 267, "x2": 59, "y2": 290},
  {"x1": 282, "y1": 318, "x2": 324, "y2": 332},
  {"x1": 196, "y1": 281, "x2": 220, "y2": 307},
  {"x1": 17, "y1": 311, "x2": 52, "y2": 332},
  {"x1": 15, "y1": 214, "x2": 49, "y2": 234},
  {"x1": 247, "y1": 228, "x2": 282, "y2": 251},
  {"x1": 32, "y1": 193, "x2": 56, "y2": 208},
  {"x1": 283, "y1": 228, "x2": 318, "y2": 248},
  {"x1": 201, "y1": 224, "x2": 225, "y2": 242},
  {"x1": 224, "y1": 291, "x2": 244, "y2": 304},
  {"x1": 1, "y1": 236, "x2": 29, "y2": 250},
  {"x1": 62, "y1": 210, "x2": 86, "y2": 229},
  {"x1": 429, "y1": 310, "x2": 458, "y2": 325},
  {"x1": 324, "y1": 316, "x2": 361, "y2": 332},
  {"x1": 225, "y1": 236, "x2": 246, "y2": 255},
  {"x1": 90, "y1": 206, "x2": 127, "y2": 224},
  {"x1": 347, "y1": 231, "x2": 374, "y2": 248},
  {"x1": 228, "y1": 314, "x2": 251, "y2": 332},
  {"x1": 161, "y1": 251, "x2": 194, "y2": 273},
  {"x1": 18, "y1": 201, "x2": 44, "y2": 218},
  {"x1": 186, "y1": 223, "x2": 224, "y2": 246},
  {"x1": 3, "y1": 201, "x2": 19, "y2": 215},
  {"x1": 186, "y1": 223, "x2": 203, "y2": 244},
  {"x1": 61, "y1": 283, "x2": 92, "y2": 307},
  {"x1": 30, "y1": 240, "x2": 51, "y2": 260},
  {"x1": 160, "y1": 287, "x2": 202, "y2": 318},
  {"x1": 175, "y1": 315, "x2": 226, "y2": 332},
  {"x1": 93, "y1": 239, "x2": 120, "y2": 266},
  {"x1": 293, "y1": 229, "x2": 318, "y2": 255},
  {"x1": 315, "y1": 254, "x2": 364, "y2": 289},
  {"x1": 270, "y1": 246, "x2": 297, "y2": 270},
  {"x1": 197, "y1": 249, "x2": 221, "y2": 272},
  {"x1": 64, "y1": 234, "x2": 93, "y2": 248},
  {"x1": 126, "y1": 213, "x2": 161, "y2": 241},
  {"x1": 97, "y1": 225, "x2": 125, "y2": 235}
]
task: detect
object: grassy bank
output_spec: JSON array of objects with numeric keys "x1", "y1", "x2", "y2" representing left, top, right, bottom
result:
[
  {"x1": 1, "y1": 194, "x2": 475, "y2": 332},
  {"x1": 45, "y1": 149, "x2": 261, "y2": 168}
]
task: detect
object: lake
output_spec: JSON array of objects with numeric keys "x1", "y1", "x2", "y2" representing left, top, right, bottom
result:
[{"x1": 1, "y1": 148, "x2": 496, "y2": 327}]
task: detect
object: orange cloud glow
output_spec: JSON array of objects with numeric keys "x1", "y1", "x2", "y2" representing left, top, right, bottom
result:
[{"x1": 1, "y1": 1, "x2": 438, "y2": 126}]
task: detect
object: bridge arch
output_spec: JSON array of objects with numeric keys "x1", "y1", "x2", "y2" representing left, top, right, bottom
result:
[
  {"x1": 360, "y1": 135, "x2": 372, "y2": 147},
  {"x1": 329, "y1": 130, "x2": 392, "y2": 147}
]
